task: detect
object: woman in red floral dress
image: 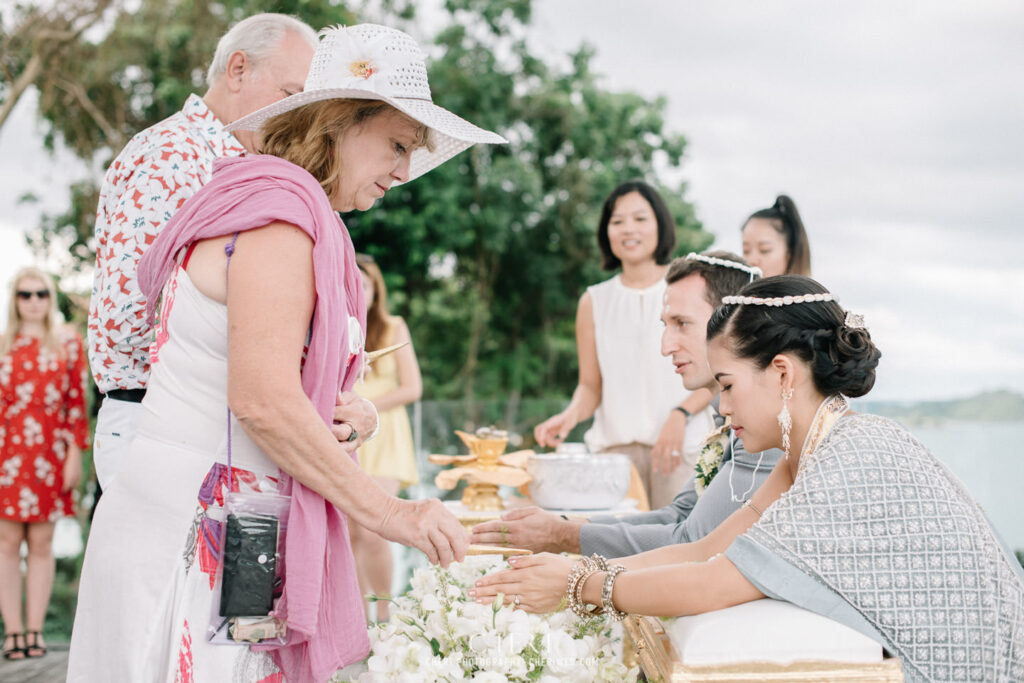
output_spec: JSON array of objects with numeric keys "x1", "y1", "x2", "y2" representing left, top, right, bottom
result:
[{"x1": 0, "y1": 267, "x2": 88, "y2": 660}]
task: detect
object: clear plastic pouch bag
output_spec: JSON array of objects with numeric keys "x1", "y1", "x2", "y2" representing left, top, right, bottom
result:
[{"x1": 207, "y1": 491, "x2": 291, "y2": 645}]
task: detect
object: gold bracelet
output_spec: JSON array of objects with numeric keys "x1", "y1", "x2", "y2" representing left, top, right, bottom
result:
[
  {"x1": 574, "y1": 568, "x2": 603, "y2": 617},
  {"x1": 566, "y1": 561, "x2": 589, "y2": 605},
  {"x1": 565, "y1": 558, "x2": 592, "y2": 618},
  {"x1": 565, "y1": 555, "x2": 608, "y2": 618}
]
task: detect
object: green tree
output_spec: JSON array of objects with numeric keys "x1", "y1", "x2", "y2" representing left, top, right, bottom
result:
[
  {"x1": 6, "y1": 0, "x2": 712, "y2": 405},
  {"x1": 2, "y1": 0, "x2": 356, "y2": 265},
  {"x1": 345, "y1": 0, "x2": 712, "y2": 406}
]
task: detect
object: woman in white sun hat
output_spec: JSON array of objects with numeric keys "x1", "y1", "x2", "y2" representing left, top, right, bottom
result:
[{"x1": 68, "y1": 24, "x2": 505, "y2": 683}]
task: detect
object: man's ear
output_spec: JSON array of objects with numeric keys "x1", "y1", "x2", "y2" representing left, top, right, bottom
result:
[{"x1": 224, "y1": 50, "x2": 249, "y2": 92}]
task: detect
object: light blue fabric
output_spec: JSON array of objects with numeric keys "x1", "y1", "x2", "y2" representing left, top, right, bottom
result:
[
  {"x1": 580, "y1": 402, "x2": 781, "y2": 556},
  {"x1": 725, "y1": 536, "x2": 918, "y2": 679},
  {"x1": 727, "y1": 413, "x2": 1024, "y2": 682}
]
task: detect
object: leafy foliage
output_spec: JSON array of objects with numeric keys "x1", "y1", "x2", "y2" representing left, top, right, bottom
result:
[
  {"x1": 7, "y1": 0, "x2": 711, "y2": 404},
  {"x1": 346, "y1": 0, "x2": 711, "y2": 403},
  {"x1": 2, "y1": 0, "x2": 356, "y2": 269}
]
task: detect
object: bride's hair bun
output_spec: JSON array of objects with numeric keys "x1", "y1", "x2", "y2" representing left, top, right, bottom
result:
[{"x1": 707, "y1": 275, "x2": 881, "y2": 398}]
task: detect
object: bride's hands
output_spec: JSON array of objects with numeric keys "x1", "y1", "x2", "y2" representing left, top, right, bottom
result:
[
  {"x1": 376, "y1": 497, "x2": 468, "y2": 568},
  {"x1": 469, "y1": 552, "x2": 575, "y2": 613}
]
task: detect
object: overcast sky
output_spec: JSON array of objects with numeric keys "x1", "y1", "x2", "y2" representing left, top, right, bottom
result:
[
  {"x1": 1, "y1": 1, "x2": 1022, "y2": 401},
  {"x1": 528, "y1": 1, "x2": 1024, "y2": 402}
]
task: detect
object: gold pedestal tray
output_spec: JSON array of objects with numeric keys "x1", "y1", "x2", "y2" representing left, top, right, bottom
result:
[
  {"x1": 429, "y1": 430, "x2": 533, "y2": 511},
  {"x1": 466, "y1": 543, "x2": 532, "y2": 557}
]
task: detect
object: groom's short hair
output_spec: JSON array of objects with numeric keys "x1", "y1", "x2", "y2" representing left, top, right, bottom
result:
[{"x1": 665, "y1": 251, "x2": 757, "y2": 308}]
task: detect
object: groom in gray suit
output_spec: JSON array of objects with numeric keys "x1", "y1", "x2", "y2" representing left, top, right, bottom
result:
[{"x1": 471, "y1": 251, "x2": 782, "y2": 557}]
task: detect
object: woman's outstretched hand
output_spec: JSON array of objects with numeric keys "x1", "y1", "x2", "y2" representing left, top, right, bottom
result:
[
  {"x1": 469, "y1": 552, "x2": 574, "y2": 613},
  {"x1": 534, "y1": 411, "x2": 577, "y2": 448},
  {"x1": 377, "y1": 497, "x2": 468, "y2": 568}
]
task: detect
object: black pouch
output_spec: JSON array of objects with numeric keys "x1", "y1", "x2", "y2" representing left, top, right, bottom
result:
[{"x1": 220, "y1": 512, "x2": 279, "y2": 617}]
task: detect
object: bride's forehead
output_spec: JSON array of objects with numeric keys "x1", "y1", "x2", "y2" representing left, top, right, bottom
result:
[{"x1": 707, "y1": 335, "x2": 740, "y2": 363}]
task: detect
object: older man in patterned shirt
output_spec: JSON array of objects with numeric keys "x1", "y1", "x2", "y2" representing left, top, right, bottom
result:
[{"x1": 88, "y1": 14, "x2": 375, "y2": 488}]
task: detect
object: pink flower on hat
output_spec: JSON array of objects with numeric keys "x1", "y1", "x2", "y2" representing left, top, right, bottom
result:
[
  {"x1": 325, "y1": 27, "x2": 398, "y2": 93},
  {"x1": 348, "y1": 60, "x2": 375, "y2": 79}
]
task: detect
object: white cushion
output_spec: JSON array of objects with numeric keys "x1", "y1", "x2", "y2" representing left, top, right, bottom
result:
[{"x1": 666, "y1": 599, "x2": 883, "y2": 666}]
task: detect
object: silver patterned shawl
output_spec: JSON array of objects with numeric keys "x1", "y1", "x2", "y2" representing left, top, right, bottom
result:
[{"x1": 726, "y1": 414, "x2": 1024, "y2": 682}]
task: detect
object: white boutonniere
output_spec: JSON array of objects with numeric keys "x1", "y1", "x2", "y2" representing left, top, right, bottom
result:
[{"x1": 694, "y1": 421, "x2": 731, "y2": 497}]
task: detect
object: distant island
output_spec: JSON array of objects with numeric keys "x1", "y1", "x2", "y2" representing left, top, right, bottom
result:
[{"x1": 857, "y1": 389, "x2": 1024, "y2": 424}]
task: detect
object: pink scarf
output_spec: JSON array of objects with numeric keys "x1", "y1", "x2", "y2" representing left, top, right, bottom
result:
[{"x1": 138, "y1": 155, "x2": 369, "y2": 682}]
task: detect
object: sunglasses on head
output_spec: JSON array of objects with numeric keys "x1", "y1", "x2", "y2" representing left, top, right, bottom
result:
[{"x1": 16, "y1": 290, "x2": 50, "y2": 300}]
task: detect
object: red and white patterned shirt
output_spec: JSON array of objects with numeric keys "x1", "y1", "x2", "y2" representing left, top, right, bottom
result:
[{"x1": 87, "y1": 94, "x2": 246, "y2": 393}]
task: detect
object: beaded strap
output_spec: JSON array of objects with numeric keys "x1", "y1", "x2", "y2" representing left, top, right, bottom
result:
[{"x1": 224, "y1": 233, "x2": 240, "y2": 480}]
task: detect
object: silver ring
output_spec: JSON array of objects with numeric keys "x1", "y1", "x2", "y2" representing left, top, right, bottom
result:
[
  {"x1": 670, "y1": 450, "x2": 681, "y2": 457},
  {"x1": 513, "y1": 594, "x2": 521, "y2": 607},
  {"x1": 345, "y1": 428, "x2": 359, "y2": 443}
]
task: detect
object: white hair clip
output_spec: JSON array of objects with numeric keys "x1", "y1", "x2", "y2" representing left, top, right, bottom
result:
[{"x1": 844, "y1": 311, "x2": 867, "y2": 330}]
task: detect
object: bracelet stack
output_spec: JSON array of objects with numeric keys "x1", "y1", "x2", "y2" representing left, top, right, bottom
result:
[
  {"x1": 565, "y1": 554, "x2": 627, "y2": 620},
  {"x1": 566, "y1": 554, "x2": 606, "y2": 618}
]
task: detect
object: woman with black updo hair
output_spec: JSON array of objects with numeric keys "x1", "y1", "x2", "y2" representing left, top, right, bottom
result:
[{"x1": 475, "y1": 275, "x2": 1024, "y2": 682}]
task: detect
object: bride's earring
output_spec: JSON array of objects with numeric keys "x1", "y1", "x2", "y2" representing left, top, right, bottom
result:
[{"x1": 778, "y1": 389, "x2": 793, "y2": 460}]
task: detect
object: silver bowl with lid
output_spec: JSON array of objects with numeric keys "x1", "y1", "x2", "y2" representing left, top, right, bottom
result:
[{"x1": 527, "y1": 451, "x2": 631, "y2": 510}]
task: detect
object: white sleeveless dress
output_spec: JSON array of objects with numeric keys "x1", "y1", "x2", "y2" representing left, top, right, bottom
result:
[
  {"x1": 68, "y1": 265, "x2": 288, "y2": 682},
  {"x1": 584, "y1": 275, "x2": 713, "y2": 508}
]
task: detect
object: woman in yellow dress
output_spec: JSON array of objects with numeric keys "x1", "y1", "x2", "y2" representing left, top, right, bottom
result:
[{"x1": 350, "y1": 254, "x2": 422, "y2": 621}]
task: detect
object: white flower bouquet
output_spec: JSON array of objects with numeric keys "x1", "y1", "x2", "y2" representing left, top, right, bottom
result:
[{"x1": 335, "y1": 555, "x2": 637, "y2": 682}]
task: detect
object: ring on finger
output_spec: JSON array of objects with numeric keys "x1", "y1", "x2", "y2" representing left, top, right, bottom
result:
[
  {"x1": 513, "y1": 594, "x2": 521, "y2": 607},
  {"x1": 670, "y1": 450, "x2": 681, "y2": 457}
]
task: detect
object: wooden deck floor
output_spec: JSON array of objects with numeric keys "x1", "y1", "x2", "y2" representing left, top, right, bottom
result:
[{"x1": 0, "y1": 642, "x2": 68, "y2": 683}]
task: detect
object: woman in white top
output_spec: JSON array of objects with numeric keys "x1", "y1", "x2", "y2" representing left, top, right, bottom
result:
[{"x1": 534, "y1": 181, "x2": 713, "y2": 508}]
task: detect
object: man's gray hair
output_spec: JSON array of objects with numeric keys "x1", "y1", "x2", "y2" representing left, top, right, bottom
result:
[{"x1": 206, "y1": 13, "x2": 317, "y2": 87}]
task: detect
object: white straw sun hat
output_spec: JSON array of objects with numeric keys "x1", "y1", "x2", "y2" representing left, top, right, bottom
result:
[{"x1": 226, "y1": 23, "x2": 507, "y2": 182}]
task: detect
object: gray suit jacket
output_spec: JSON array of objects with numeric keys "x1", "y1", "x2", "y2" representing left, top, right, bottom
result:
[{"x1": 579, "y1": 405, "x2": 782, "y2": 557}]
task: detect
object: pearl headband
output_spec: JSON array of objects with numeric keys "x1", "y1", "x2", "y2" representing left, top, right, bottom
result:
[
  {"x1": 720, "y1": 293, "x2": 836, "y2": 306},
  {"x1": 685, "y1": 253, "x2": 762, "y2": 281},
  {"x1": 720, "y1": 293, "x2": 868, "y2": 330}
]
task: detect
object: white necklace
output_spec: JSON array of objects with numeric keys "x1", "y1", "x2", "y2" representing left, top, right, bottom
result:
[
  {"x1": 728, "y1": 394, "x2": 850, "y2": 502},
  {"x1": 728, "y1": 429, "x2": 768, "y2": 503}
]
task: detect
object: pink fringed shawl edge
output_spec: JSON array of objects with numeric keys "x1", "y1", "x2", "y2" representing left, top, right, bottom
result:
[{"x1": 138, "y1": 155, "x2": 369, "y2": 682}]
